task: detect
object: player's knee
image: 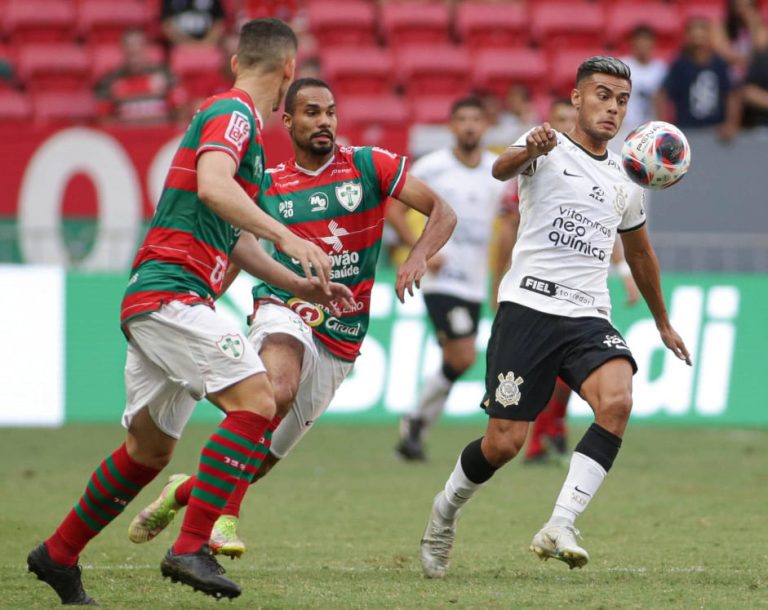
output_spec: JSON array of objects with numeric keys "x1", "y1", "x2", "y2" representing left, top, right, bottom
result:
[
  {"x1": 595, "y1": 390, "x2": 632, "y2": 432},
  {"x1": 128, "y1": 443, "x2": 174, "y2": 471},
  {"x1": 482, "y1": 422, "x2": 526, "y2": 466},
  {"x1": 442, "y1": 354, "x2": 474, "y2": 380},
  {"x1": 270, "y1": 374, "x2": 299, "y2": 416}
]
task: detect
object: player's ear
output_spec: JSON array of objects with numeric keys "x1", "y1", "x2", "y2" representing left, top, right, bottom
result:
[
  {"x1": 230, "y1": 54, "x2": 238, "y2": 76},
  {"x1": 283, "y1": 111, "x2": 292, "y2": 131},
  {"x1": 571, "y1": 88, "x2": 581, "y2": 111}
]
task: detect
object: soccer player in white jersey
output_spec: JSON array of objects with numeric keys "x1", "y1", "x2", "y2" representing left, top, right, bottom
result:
[
  {"x1": 419, "y1": 56, "x2": 692, "y2": 577},
  {"x1": 392, "y1": 97, "x2": 515, "y2": 461}
]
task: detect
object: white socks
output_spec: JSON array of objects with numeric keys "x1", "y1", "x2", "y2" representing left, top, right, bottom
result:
[
  {"x1": 413, "y1": 369, "x2": 453, "y2": 428},
  {"x1": 435, "y1": 455, "x2": 483, "y2": 521},
  {"x1": 549, "y1": 451, "x2": 607, "y2": 526}
]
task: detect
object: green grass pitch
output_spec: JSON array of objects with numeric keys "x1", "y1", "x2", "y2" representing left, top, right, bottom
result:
[{"x1": 2, "y1": 423, "x2": 767, "y2": 609}]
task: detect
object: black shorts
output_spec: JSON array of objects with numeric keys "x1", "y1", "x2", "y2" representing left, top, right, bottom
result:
[
  {"x1": 481, "y1": 302, "x2": 637, "y2": 421},
  {"x1": 423, "y1": 293, "x2": 481, "y2": 341}
]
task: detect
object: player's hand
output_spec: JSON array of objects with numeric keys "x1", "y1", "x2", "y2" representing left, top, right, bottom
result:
[
  {"x1": 426, "y1": 252, "x2": 444, "y2": 273},
  {"x1": 276, "y1": 231, "x2": 332, "y2": 295},
  {"x1": 395, "y1": 255, "x2": 427, "y2": 303},
  {"x1": 526, "y1": 122, "x2": 558, "y2": 158},
  {"x1": 659, "y1": 325, "x2": 692, "y2": 366},
  {"x1": 293, "y1": 281, "x2": 355, "y2": 317}
]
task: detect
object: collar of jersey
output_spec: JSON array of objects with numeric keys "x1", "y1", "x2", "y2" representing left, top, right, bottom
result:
[
  {"x1": 292, "y1": 152, "x2": 336, "y2": 176},
  {"x1": 563, "y1": 133, "x2": 608, "y2": 161}
]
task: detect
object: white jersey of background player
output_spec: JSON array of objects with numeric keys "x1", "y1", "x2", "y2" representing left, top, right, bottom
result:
[{"x1": 390, "y1": 97, "x2": 513, "y2": 462}]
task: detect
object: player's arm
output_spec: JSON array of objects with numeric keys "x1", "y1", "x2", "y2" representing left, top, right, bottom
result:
[
  {"x1": 230, "y1": 232, "x2": 353, "y2": 313},
  {"x1": 196, "y1": 150, "x2": 331, "y2": 292},
  {"x1": 490, "y1": 210, "x2": 519, "y2": 311},
  {"x1": 491, "y1": 123, "x2": 557, "y2": 182},
  {"x1": 393, "y1": 174, "x2": 457, "y2": 302},
  {"x1": 620, "y1": 226, "x2": 691, "y2": 365}
]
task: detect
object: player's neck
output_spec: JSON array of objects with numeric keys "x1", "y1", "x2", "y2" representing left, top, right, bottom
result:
[
  {"x1": 569, "y1": 128, "x2": 608, "y2": 157},
  {"x1": 233, "y1": 73, "x2": 282, "y2": 121},
  {"x1": 294, "y1": 149, "x2": 334, "y2": 172},
  {"x1": 452, "y1": 145, "x2": 482, "y2": 168}
]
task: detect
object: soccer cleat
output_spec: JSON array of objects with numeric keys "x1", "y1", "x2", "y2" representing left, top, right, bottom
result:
[
  {"x1": 160, "y1": 544, "x2": 241, "y2": 599},
  {"x1": 128, "y1": 474, "x2": 190, "y2": 544},
  {"x1": 396, "y1": 417, "x2": 427, "y2": 462},
  {"x1": 210, "y1": 515, "x2": 246, "y2": 559},
  {"x1": 27, "y1": 543, "x2": 98, "y2": 606},
  {"x1": 419, "y1": 493, "x2": 458, "y2": 578},
  {"x1": 529, "y1": 523, "x2": 589, "y2": 569}
]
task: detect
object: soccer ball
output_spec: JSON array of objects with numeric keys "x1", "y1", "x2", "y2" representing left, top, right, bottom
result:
[{"x1": 621, "y1": 121, "x2": 691, "y2": 190}]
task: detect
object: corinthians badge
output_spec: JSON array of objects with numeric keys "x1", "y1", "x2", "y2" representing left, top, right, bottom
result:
[{"x1": 495, "y1": 372, "x2": 524, "y2": 407}]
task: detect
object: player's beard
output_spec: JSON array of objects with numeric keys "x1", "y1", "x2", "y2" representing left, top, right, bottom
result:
[
  {"x1": 457, "y1": 133, "x2": 481, "y2": 154},
  {"x1": 302, "y1": 134, "x2": 335, "y2": 157}
]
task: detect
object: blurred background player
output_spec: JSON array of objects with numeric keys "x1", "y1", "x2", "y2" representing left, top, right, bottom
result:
[
  {"x1": 394, "y1": 97, "x2": 515, "y2": 462},
  {"x1": 161, "y1": 0, "x2": 225, "y2": 47},
  {"x1": 128, "y1": 77, "x2": 456, "y2": 557}
]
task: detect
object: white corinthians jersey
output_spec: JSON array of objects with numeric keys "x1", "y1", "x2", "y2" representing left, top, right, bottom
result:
[
  {"x1": 498, "y1": 130, "x2": 646, "y2": 320},
  {"x1": 411, "y1": 148, "x2": 505, "y2": 302}
]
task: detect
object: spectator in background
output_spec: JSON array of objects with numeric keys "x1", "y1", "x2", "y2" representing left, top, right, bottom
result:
[
  {"x1": 619, "y1": 26, "x2": 667, "y2": 133},
  {"x1": 162, "y1": 0, "x2": 225, "y2": 46},
  {"x1": 713, "y1": 0, "x2": 768, "y2": 82},
  {"x1": 742, "y1": 47, "x2": 768, "y2": 126},
  {"x1": 655, "y1": 17, "x2": 741, "y2": 141},
  {"x1": 95, "y1": 29, "x2": 182, "y2": 125},
  {"x1": 485, "y1": 84, "x2": 538, "y2": 150}
]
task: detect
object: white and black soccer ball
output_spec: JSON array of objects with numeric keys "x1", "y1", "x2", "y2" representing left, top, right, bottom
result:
[{"x1": 621, "y1": 121, "x2": 691, "y2": 190}]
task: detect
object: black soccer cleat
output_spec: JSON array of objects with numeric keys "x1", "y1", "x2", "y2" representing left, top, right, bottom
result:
[
  {"x1": 396, "y1": 417, "x2": 427, "y2": 462},
  {"x1": 27, "y1": 543, "x2": 98, "y2": 606},
  {"x1": 161, "y1": 544, "x2": 241, "y2": 600}
]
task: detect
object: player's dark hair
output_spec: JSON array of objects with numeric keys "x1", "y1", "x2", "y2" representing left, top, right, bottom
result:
[
  {"x1": 284, "y1": 77, "x2": 334, "y2": 114},
  {"x1": 237, "y1": 18, "x2": 297, "y2": 72},
  {"x1": 450, "y1": 96, "x2": 486, "y2": 117},
  {"x1": 630, "y1": 24, "x2": 656, "y2": 39},
  {"x1": 576, "y1": 56, "x2": 632, "y2": 86}
]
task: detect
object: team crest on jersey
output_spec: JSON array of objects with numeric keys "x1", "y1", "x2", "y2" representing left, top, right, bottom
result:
[
  {"x1": 613, "y1": 184, "x2": 629, "y2": 215},
  {"x1": 495, "y1": 372, "x2": 524, "y2": 407},
  {"x1": 335, "y1": 182, "x2": 363, "y2": 211},
  {"x1": 287, "y1": 298, "x2": 325, "y2": 327},
  {"x1": 224, "y1": 111, "x2": 250, "y2": 151},
  {"x1": 216, "y1": 334, "x2": 244, "y2": 360}
]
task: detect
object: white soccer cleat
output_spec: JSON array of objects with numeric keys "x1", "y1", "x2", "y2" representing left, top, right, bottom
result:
[
  {"x1": 530, "y1": 523, "x2": 589, "y2": 569},
  {"x1": 420, "y1": 493, "x2": 458, "y2": 579}
]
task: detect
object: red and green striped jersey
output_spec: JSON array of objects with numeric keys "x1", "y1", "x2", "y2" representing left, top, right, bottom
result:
[
  {"x1": 253, "y1": 145, "x2": 407, "y2": 361},
  {"x1": 121, "y1": 88, "x2": 265, "y2": 324}
]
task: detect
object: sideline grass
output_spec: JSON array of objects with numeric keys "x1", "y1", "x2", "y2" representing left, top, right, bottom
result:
[{"x1": 2, "y1": 423, "x2": 767, "y2": 609}]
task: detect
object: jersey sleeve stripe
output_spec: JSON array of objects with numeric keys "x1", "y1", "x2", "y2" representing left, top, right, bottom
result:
[
  {"x1": 386, "y1": 156, "x2": 407, "y2": 197},
  {"x1": 617, "y1": 220, "x2": 647, "y2": 234},
  {"x1": 197, "y1": 143, "x2": 241, "y2": 166}
]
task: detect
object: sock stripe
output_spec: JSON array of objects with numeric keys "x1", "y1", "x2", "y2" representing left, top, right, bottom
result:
[
  {"x1": 95, "y1": 465, "x2": 134, "y2": 503},
  {"x1": 197, "y1": 470, "x2": 237, "y2": 494},
  {"x1": 84, "y1": 483, "x2": 123, "y2": 515},
  {"x1": 190, "y1": 487, "x2": 227, "y2": 509},
  {"x1": 215, "y1": 427, "x2": 259, "y2": 450},
  {"x1": 73, "y1": 502, "x2": 106, "y2": 532},
  {"x1": 199, "y1": 453, "x2": 248, "y2": 478},
  {"x1": 80, "y1": 492, "x2": 118, "y2": 524},
  {"x1": 205, "y1": 439, "x2": 251, "y2": 467},
  {"x1": 104, "y1": 456, "x2": 142, "y2": 492}
]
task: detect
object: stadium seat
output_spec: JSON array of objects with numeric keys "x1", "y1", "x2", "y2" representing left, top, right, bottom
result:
[
  {"x1": 472, "y1": 48, "x2": 548, "y2": 98},
  {"x1": 0, "y1": 91, "x2": 32, "y2": 122},
  {"x1": 607, "y1": 3, "x2": 683, "y2": 55},
  {"x1": 380, "y1": 3, "x2": 451, "y2": 47},
  {"x1": 18, "y1": 45, "x2": 91, "y2": 93},
  {"x1": 307, "y1": 2, "x2": 378, "y2": 49},
  {"x1": 90, "y1": 43, "x2": 166, "y2": 83},
  {"x1": 3, "y1": 1, "x2": 76, "y2": 44},
  {"x1": 679, "y1": 3, "x2": 725, "y2": 22},
  {"x1": 409, "y1": 95, "x2": 457, "y2": 124},
  {"x1": 321, "y1": 47, "x2": 394, "y2": 96},
  {"x1": 397, "y1": 45, "x2": 471, "y2": 98},
  {"x1": 337, "y1": 94, "x2": 410, "y2": 128},
  {"x1": 170, "y1": 44, "x2": 224, "y2": 99},
  {"x1": 32, "y1": 91, "x2": 96, "y2": 124},
  {"x1": 549, "y1": 48, "x2": 609, "y2": 96},
  {"x1": 78, "y1": 1, "x2": 149, "y2": 44},
  {"x1": 531, "y1": 2, "x2": 606, "y2": 52},
  {"x1": 455, "y1": 2, "x2": 530, "y2": 51}
]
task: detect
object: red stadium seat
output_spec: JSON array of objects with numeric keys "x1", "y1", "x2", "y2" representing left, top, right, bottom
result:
[
  {"x1": 78, "y1": 1, "x2": 149, "y2": 44},
  {"x1": 0, "y1": 91, "x2": 32, "y2": 122},
  {"x1": 472, "y1": 48, "x2": 548, "y2": 98},
  {"x1": 607, "y1": 3, "x2": 683, "y2": 54},
  {"x1": 455, "y1": 2, "x2": 530, "y2": 51},
  {"x1": 3, "y1": 1, "x2": 76, "y2": 44},
  {"x1": 410, "y1": 95, "x2": 457, "y2": 124},
  {"x1": 549, "y1": 48, "x2": 609, "y2": 96},
  {"x1": 170, "y1": 44, "x2": 224, "y2": 99},
  {"x1": 531, "y1": 2, "x2": 606, "y2": 52},
  {"x1": 679, "y1": 3, "x2": 724, "y2": 23},
  {"x1": 321, "y1": 47, "x2": 394, "y2": 96},
  {"x1": 397, "y1": 45, "x2": 471, "y2": 98},
  {"x1": 307, "y1": 2, "x2": 378, "y2": 49},
  {"x1": 18, "y1": 45, "x2": 91, "y2": 93},
  {"x1": 89, "y1": 43, "x2": 166, "y2": 82},
  {"x1": 32, "y1": 91, "x2": 96, "y2": 124},
  {"x1": 380, "y1": 3, "x2": 451, "y2": 47},
  {"x1": 337, "y1": 94, "x2": 410, "y2": 128}
]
